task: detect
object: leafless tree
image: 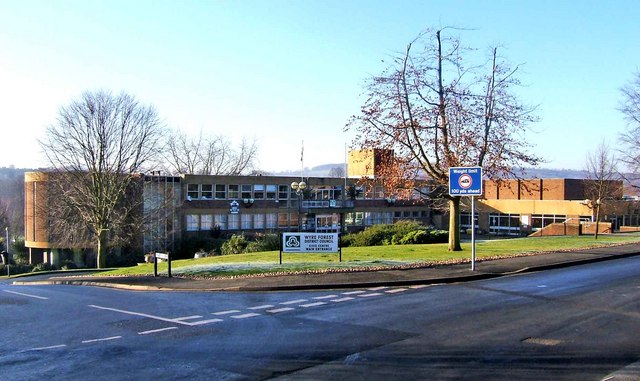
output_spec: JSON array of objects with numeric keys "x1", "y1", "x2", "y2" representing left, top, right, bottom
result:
[
  {"x1": 619, "y1": 71, "x2": 640, "y2": 183},
  {"x1": 346, "y1": 28, "x2": 541, "y2": 251},
  {"x1": 585, "y1": 141, "x2": 619, "y2": 239},
  {"x1": 39, "y1": 90, "x2": 166, "y2": 268},
  {"x1": 165, "y1": 130, "x2": 258, "y2": 175}
]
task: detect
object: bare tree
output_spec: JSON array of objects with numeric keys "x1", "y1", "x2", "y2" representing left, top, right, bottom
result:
[
  {"x1": 346, "y1": 28, "x2": 540, "y2": 251},
  {"x1": 40, "y1": 90, "x2": 166, "y2": 268},
  {"x1": 585, "y1": 141, "x2": 619, "y2": 239},
  {"x1": 619, "y1": 71, "x2": 640, "y2": 183},
  {"x1": 165, "y1": 130, "x2": 258, "y2": 175}
]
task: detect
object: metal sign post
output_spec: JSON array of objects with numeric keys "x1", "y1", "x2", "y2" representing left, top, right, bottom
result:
[{"x1": 449, "y1": 167, "x2": 483, "y2": 271}]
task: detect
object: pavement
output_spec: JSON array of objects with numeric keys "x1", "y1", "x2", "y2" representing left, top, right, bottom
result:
[{"x1": 11, "y1": 242, "x2": 640, "y2": 292}]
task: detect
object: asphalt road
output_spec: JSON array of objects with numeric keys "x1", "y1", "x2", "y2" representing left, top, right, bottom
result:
[{"x1": 1, "y1": 257, "x2": 640, "y2": 380}]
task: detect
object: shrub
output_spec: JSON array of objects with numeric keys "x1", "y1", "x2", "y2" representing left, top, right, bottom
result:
[
  {"x1": 343, "y1": 222, "x2": 448, "y2": 247},
  {"x1": 32, "y1": 262, "x2": 55, "y2": 272},
  {"x1": 221, "y1": 234, "x2": 249, "y2": 255},
  {"x1": 244, "y1": 234, "x2": 280, "y2": 253}
]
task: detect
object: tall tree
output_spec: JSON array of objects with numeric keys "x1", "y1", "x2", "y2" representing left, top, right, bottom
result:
[
  {"x1": 40, "y1": 90, "x2": 165, "y2": 268},
  {"x1": 165, "y1": 130, "x2": 258, "y2": 175},
  {"x1": 584, "y1": 141, "x2": 619, "y2": 239},
  {"x1": 619, "y1": 71, "x2": 640, "y2": 183},
  {"x1": 347, "y1": 28, "x2": 540, "y2": 251}
]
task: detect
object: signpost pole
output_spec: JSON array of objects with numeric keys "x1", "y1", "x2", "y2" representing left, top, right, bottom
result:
[{"x1": 471, "y1": 196, "x2": 476, "y2": 271}]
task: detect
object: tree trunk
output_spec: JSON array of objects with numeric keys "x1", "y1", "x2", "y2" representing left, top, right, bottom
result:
[
  {"x1": 97, "y1": 229, "x2": 108, "y2": 269},
  {"x1": 448, "y1": 197, "x2": 462, "y2": 251},
  {"x1": 594, "y1": 204, "x2": 600, "y2": 240}
]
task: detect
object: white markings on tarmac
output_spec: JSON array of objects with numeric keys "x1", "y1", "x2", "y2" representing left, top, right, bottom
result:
[
  {"x1": 82, "y1": 336, "x2": 122, "y2": 344},
  {"x1": 280, "y1": 299, "x2": 308, "y2": 305},
  {"x1": 138, "y1": 327, "x2": 179, "y2": 335},
  {"x1": 266, "y1": 307, "x2": 295, "y2": 313},
  {"x1": 3, "y1": 290, "x2": 49, "y2": 300},
  {"x1": 212, "y1": 309, "x2": 241, "y2": 315},
  {"x1": 19, "y1": 285, "x2": 431, "y2": 354},
  {"x1": 231, "y1": 312, "x2": 261, "y2": 319}
]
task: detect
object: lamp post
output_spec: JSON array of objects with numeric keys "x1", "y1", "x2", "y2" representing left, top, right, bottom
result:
[{"x1": 291, "y1": 181, "x2": 307, "y2": 231}]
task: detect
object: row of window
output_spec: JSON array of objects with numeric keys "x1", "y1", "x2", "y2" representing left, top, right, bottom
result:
[
  {"x1": 185, "y1": 211, "x2": 428, "y2": 231},
  {"x1": 186, "y1": 183, "x2": 430, "y2": 201}
]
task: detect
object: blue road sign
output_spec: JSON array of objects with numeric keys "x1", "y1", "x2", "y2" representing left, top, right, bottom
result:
[{"x1": 449, "y1": 167, "x2": 483, "y2": 196}]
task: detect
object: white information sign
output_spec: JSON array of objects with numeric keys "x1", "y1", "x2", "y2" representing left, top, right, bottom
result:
[{"x1": 282, "y1": 233, "x2": 339, "y2": 253}]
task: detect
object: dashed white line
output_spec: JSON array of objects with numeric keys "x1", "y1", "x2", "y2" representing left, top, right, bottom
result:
[
  {"x1": 281, "y1": 299, "x2": 308, "y2": 305},
  {"x1": 368, "y1": 286, "x2": 388, "y2": 291},
  {"x1": 312, "y1": 295, "x2": 338, "y2": 300},
  {"x1": 82, "y1": 336, "x2": 122, "y2": 344},
  {"x1": 300, "y1": 302, "x2": 327, "y2": 308},
  {"x1": 359, "y1": 293, "x2": 383, "y2": 298},
  {"x1": 231, "y1": 313, "x2": 261, "y2": 319},
  {"x1": 3, "y1": 290, "x2": 49, "y2": 300},
  {"x1": 409, "y1": 285, "x2": 428, "y2": 289},
  {"x1": 248, "y1": 304, "x2": 274, "y2": 310},
  {"x1": 212, "y1": 309, "x2": 241, "y2": 316},
  {"x1": 20, "y1": 344, "x2": 67, "y2": 352},
  {"x1": 385, "y1": 288, "x2": 408, "y2": 294},
  {"x1": 188, "y1": 318, "x2": 224, "y2": 326},
  {"x1": 138, "y1": 327, "x2": 179, "y2": 335},
  {"x1": 266, "y1": 307, "x2": 295, "y2": 313},
  {"x1": 331, "y1": 297, "x2": 354, "y2": 303},
  {"x1": 342, "y1": 290, "x2": 366, "y2": 295}
]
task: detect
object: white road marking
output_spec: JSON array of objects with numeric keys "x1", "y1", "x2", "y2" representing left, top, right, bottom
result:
[
  {"x1": 331, "y1": 297, "x2": 354, "y2": 303},
  {"x1": 188, "y1": 318, "x2": 224, "y2": 326},
  {"x1": 89, "y1": 304, "x2": 194, "y2": 326},
  {"x1": 231, "y1": 313, "x2": 261, "y2": 319},
  {"x1": 173, "y1": 315, "x2": 203, "y2": 321},
  {"x1": 20, "y1": 344, "x2": 67, "y2": 352},
  {"x1": 281, "y1": 299, "x2": 307, "y2": 305},
  {"x1": 82, "y1": 336, "x2": 122, "y2": 344},
  {"x1": 368, "y1": 286, "x2": 388, "y2": 291},
  {"x1": 212, "y1": 309, "x2": 241, "y2": 315},
  {"x1": 3, "y1": 290, "x2": 49, "y2": 300},
  {"x1": 248, "y1": 304, "x2": 274, "y2": 310},
  {"x1": 299, "y1": 302, "x2": 327, "y2": 308},
  {"x1": 342, "y1": 290, "x2": 366, "y2": 295},
  {"x1": 385, "y1": 288, "x2": 408, "y2": 293},
  {"x1": 409, "y1": 285, "x2": 427, "y2": 289},
  {"x1": 266, "y1": 307, "x2": 295, "y2": 313},
  {"x1": 313, "y1": 295, "x2": 338, "y2": 300},
  {"x1": 138, "y1": 327, "x2": 179, "y2": 335},
  {"x1": 359, "y1": 293, "x2": 383, "y2": 297}
]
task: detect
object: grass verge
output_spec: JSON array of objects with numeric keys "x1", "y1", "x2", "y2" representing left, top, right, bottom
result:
[{"x1": 97, "y1": 234, "x2": 640, "y2": 278}]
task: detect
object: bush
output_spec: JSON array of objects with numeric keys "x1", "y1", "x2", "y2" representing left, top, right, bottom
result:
[
  {"x1": 32, "y1": 262, "x2": 56, "y2": 272},
  {"x1": 343, "y1": 222, "x2": 448, "y2": 247},
  {"x1": 244, "y1": 233, "x2": 280, "y2": 253},
  {"x1": 221, "y1": 234, "x2": 249, "y2": 255}
]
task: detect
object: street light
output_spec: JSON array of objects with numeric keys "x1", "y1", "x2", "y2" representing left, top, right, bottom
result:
[{"x1": 291, "y1": 181, "x2": 307, "y2": 231}]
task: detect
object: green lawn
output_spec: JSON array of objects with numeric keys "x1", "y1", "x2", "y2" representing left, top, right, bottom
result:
[{"x1": 100, "y1": 234, "x2": 640, "y2": 278}]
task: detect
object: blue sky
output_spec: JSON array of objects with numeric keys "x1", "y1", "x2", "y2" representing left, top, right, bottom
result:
[{"x1": 1, "y1": 0, "x2": 639, "y2": 172}]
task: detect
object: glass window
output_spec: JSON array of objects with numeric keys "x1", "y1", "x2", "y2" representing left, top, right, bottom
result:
[
  {"x1": 186, "y1": 214, "x2": 199, "y2": 231},
  {"x1": 254, "y1": 184, "x2": 265, "y2": 199},
  {"x1": 187, "y1": 184, "x2": 199, "y2": 199},
  {"x1": 254, "y1": 214, "x2": 265, "y2": 229},
  {"x1": 201, "y1": 184, "x2": 213, "y2": 199},
  {"x1": 241, "y1": 184, "x2": 252, "y2": 199},
  {"x1": 228, "y1": 214, "x2": 240, "y2": 230},
  {"x1": 267, "y1": 213, "x2": 278, "y2": 228},
  {"x1": 278, "y1": 213, "x2": 289, "y2": 228},
  {"x1": 200, "y1": 214, "x2": 213, "y2": 230},
  {"x1": 228, "y1": 184, "x2": 239, "y2": 199},
  {"x1": 278, "y1": 185, "x2": 289, "y2": 200},
  {"x1": 214, "y1": 214, "x2": 227, "y2": 230},
  {"x1": 266, "y1": 184, "x2": 277, "y2": 200},
  {"x1": 215, "y1": 184, "x2": 226, "y2": 199},
  {"x1": 241, "y1": 214, "x2": 252, "y2": 229}
]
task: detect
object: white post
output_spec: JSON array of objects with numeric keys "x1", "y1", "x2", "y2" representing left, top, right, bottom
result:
[{"x1": 471, "y1": 196, "x2": 476, "y2": 271}]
